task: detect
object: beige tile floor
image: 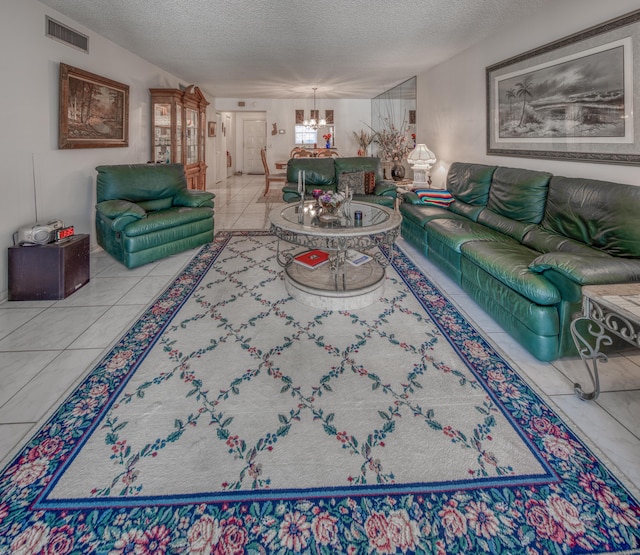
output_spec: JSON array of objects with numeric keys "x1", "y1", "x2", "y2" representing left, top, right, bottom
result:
[{"x1": 1, "y1": 173, "x2": 638, "y2": 494}]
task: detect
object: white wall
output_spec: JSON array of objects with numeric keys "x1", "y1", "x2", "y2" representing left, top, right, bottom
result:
[
  {"x1": 215, "y1": 98, "x2": 371, "y2": 170},
  {"x1": 417, "y1": 0, "x2": 640, "y2": 188},
  {"x1": 0, "y1": 0, "x2": 217, "y2": 300}
]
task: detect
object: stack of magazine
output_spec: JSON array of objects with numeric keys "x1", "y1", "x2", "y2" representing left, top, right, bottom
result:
[{"x1": 346, "y1": 250, "x2": 372, "y2": 266}]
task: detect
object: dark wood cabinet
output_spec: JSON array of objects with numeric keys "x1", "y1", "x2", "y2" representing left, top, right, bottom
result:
[
  {"x1": 8, "y1": 234, "x2": 90, "y2": 301},
  {"x1": 150, "y1": 86, "x2": 209, "y2": 190}
]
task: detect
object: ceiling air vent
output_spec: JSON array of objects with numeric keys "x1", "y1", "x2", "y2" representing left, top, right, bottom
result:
[{"x1": 46, "y1": 16, "x2": 88, "y2": 53}]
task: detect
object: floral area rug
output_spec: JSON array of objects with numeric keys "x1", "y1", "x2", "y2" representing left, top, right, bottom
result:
[{"x1": 1, "y1": 231, "x2": 639, "y2": 554}]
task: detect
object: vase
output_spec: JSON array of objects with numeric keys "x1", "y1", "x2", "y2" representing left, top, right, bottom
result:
[
  {"x1": 320, "y1": 201, "x2": 341, "y2": 215},
  {"x1": 391, "y1": 163, "x2": 406, "y2": 181},
  {"x1": 325, "y1": 142, "x2": 330, "y2": 149}
]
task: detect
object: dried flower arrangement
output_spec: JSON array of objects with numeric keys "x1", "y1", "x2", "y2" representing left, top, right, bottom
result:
[
  {"x1": 373, "y1": 122, "x2": 412, "y2": 162},
  {"x1": 352, "y1": 130, "x2": 376, "y2": 156}
]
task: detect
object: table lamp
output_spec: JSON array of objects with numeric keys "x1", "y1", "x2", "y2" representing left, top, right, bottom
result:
[{"x1": 407, "y1": 144, "x2": 437, "y2": 187}]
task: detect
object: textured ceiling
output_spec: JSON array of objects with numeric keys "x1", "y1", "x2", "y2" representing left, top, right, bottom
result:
[{"x1": 39, "y1": 0, "x2": 559, "y2": 99}]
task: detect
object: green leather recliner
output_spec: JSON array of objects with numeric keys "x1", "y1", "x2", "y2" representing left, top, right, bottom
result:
[
  {"x1": 95, "y1": 164, "x2": 214, "y2": 269},
  {"x1": 281, "y1": 157, "x2": 397, "y2": 208}
]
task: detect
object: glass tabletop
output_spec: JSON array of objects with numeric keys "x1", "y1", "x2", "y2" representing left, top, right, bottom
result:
[{"x1": 279, "y1": 201, "x2": 390, "y2": 229}]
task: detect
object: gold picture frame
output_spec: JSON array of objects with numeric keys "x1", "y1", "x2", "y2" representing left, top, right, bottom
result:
[{"x1": 59, "y1": 63, "x2": 129, "y2": 149}]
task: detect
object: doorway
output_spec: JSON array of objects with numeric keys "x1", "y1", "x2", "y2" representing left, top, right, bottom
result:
[
  {"x1": 243, "y1": 120, "x2": 266, "y2": 174},
  {"x1": 215, "y1": 112, "x2": 225, "y2": 184}
]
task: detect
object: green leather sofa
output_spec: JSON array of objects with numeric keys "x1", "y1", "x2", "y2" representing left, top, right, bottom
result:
[
  {"x1": 281, "y1": 156, "x2": 397, "y2": 208},
  {"x1": 400, "y1": 162, "x2": 640, "y2": 361},
  {"x1": 95, "y1": 164, "x2": 214, "y2": 269}
]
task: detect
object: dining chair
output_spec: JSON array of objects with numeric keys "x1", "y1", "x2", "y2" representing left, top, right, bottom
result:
[
  {"x1": 260, "y1": 148, "x2": 286, "y2": 196},
  {"x1": 315, "y1": 149, "x2": 339, "y2": 157}
]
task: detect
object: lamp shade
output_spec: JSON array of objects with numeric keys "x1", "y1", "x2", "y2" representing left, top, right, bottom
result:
[
  {"x1": 407, "y1": 144, "x2": 437, "y2": 187},
  {"x1": 407, "y1": 144, "x2": 436, "y2": 167}
]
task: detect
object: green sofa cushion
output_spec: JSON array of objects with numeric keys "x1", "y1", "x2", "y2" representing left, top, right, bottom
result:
[
  {"x1": 96, "y1": 164, "x2": 186, "y2": 202},
  {"x1": 447, "y1": 201, "x2": 485, "y2": 222},
  {"x1": 173, "y1": 189, "x2": 215, "y2": 208},
  {"x1": 425, "y1": 218, "x2": 518, "y2": 253},
  {"x1": 446, "y1": 162, "x2": 497, "y2": 205},
  {"x1": 286, "y1": 158, "x2": 335, "y2": 187},
  {"x1": 477, "y1": 210, "x2": 537, "y2": 242},
  {"x1": 523, "y1": 226, "x2": 612, "y2": 257},
  {"x1": 542, "y1": 176, "x2": 640, "y2": 258},
  {"x1": 461, "y1": 241, "x2": 561, "y2": 305},
  {"x1": 400, "y1": 203, "x2": 469, "y2": 228},
  {"x1": 529, "y1": 252, "x2": 640, "y2": 285},
  {"x1": 123, "y1": 206, "x2": 213, "y2": 237},
  {"x1": 138, "y1": 197, "x2": 173, "y2": 212},
  {"x1": 96, "y1": 199, "x2": 146, "y2": 219},
  {"x1": 485, "y1": 167, "x2": 551, "y2": 223}
]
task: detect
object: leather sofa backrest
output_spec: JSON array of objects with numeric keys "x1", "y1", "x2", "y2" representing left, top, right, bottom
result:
[
  {"x1": 445, "y1": 163, "x2": 497, "y2": 222},
  {"x1": 96, "y1": 164, "x2": 186, "y2": 203},
  {"x1": 286, "y1": 158, "x2": 336, "y2": 186},
  {"x1": 485, "y1": 167, "x2": 551, "y2": 224},
  {"x1": 334, "y1": 157, "x2": 384, "y2": 184},
  {"x1": 542, "y1": 176, "x2": 640, "y2": 258},
  {"x1": 446, "y1": 162, "x2": 497, "y2": 205}
]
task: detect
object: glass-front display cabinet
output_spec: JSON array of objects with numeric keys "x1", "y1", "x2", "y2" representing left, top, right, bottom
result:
[{"x1": 150, "y1": 86, "x2": 208, "y2": 190}]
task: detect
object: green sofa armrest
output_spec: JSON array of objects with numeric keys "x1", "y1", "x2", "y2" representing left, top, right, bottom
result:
[
  {"x1": 529, "y1": 252, "x2": 640, "y2": 285},
  {"x1": 96, "y1": 199, "x2": 146, "y2": 219},
  {"x1": 173, "y1": 189, "x2": 215, "y2": 208},
  {"x1": 402, "y1": 191, "x2": 421, "y2": 204},
  {"x1": 96, "y1": 199, "x2": 146, "y2": 232},
  {"x1": 374, "y1": 180, "x2": 397, "y2": 197}
]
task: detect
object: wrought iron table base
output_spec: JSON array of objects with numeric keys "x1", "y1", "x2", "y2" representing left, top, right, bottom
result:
[
  {"x1": 570, "y1": 317, "x2": 613, "y2": 400},
  {"x1": 570, "y1": 291, "x2": 640, "y2": 401}
]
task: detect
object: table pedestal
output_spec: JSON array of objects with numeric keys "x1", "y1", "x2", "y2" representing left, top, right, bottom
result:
[{"x1": 285, "y1": 258, "x2": 385, "y2": 310}]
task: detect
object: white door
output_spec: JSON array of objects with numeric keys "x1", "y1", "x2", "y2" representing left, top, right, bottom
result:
[
  {"x1": 225, "y1": 114, "x2": 233, "y2": 177},
  {"x1": 243, "y1": 120, "x2": 266, "y2": 174}
]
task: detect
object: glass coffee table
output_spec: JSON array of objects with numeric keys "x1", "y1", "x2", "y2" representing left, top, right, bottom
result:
[{"x1": 269, "y1": 200, "x2": 402, "y2": 309}]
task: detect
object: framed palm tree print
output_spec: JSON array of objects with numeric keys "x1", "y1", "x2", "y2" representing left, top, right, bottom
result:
[{"x1": 486, "y1": 9, "x2": 640, "y2": 165}]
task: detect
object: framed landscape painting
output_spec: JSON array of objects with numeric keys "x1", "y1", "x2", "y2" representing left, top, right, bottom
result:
[
  {"x1": 59, "y1": 63, "x2": 129, "y2": 149},
  {"x1": 486, "y1": 9, "x2": 640, "y2": 165}
]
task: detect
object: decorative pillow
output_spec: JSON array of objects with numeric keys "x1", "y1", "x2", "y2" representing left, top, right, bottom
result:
[
  {"x1": 363, "y1": 171, "x2": 376, "y2": 194},
  {"x1": 414, "y1": 189, "x2": 455, "y2": 207},
  {"x1": 338, "y1": 171, "x2": 365, "y2": 194}
]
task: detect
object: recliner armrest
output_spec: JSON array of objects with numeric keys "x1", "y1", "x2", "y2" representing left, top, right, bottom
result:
[
  {"x1": 529, "y1": 252, "x2": 640, "y2": 285},
  {"x1": 96, "y1": 199, "x2": 146, "y2": 232},
  {"x1": 402, "y1": 191, "x2": 421, "y2": 204},
  {"x1": 374, "y1": 180, "x2": 397, "y2": 197},
  {"x1": 173, "y1": 189, "x2": 215, "y2": 208}
]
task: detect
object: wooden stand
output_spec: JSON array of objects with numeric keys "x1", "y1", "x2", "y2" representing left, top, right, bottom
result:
[{"x1": 8, "y1": 234, "x2": 90, "y2": 301}]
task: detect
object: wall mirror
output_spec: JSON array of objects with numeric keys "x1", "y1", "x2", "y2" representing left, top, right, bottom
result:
[{"x1": 371, "y1": 76, "x2": 416, "y2": 133}]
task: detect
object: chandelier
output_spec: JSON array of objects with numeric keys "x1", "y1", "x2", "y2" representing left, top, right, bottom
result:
[{"x1": 303, "y1": 87, "x2": 326, "y2": 130}]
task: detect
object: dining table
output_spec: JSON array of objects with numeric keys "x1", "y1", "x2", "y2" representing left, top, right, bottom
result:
[{"x1": 275, "y1": 160, "x2": 288, "y2": 170}]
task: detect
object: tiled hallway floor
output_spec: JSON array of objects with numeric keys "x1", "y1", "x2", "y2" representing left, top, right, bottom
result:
[{"x1": 1, "y1": 174, "x2": 638, "y2": 493}]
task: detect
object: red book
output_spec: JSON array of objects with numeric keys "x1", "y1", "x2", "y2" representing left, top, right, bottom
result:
[{"x1": 293, "y1": 249, "x2": 330, "y2": 269}]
